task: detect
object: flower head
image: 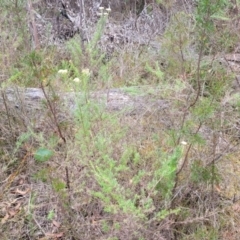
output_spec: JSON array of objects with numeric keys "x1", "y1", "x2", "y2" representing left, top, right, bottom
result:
[
  {"x1": 106, "y1": 7, "x2": 111, "y2": 12},
  {"x1": 58, "y1": 69, "x2": 68, "y2": 75},
  {"x1": 82, "y1": 68, "x2": 90, "y2": 76},
  {"x1": 181, "y1": 141, "x2": 188, "y2": 145},
  {"x1": 73, "y1": 78, "x2": 80, "y2": 83}
]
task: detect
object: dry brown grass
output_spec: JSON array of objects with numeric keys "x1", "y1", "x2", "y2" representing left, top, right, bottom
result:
[
  {"x1": 2, "y1": 1, "x2": 240, "y2": 240},
  {"x1": 1, "y1": 76, "x2": 240, "y2": 239}
]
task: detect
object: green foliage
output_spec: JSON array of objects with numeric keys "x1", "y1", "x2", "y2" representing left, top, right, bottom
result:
[
  {"x1": 156, "y1": 208, "x2": 181, "y2": 220},
  {"x1": 66, "y1": 36, "x2": 83, "y2": 67},
  {"x1": 1, "y1": 1, "x2": 239, "y2": 239},
  {"x1": 151, "y1": 147, "x2": 182, "y2": 199},
  {"x1": 101, "y1": 220, "x2": 110, "y2": 233},
  {"x1": 161, "y1": 11, "x2": 195, "y2": 76},
  {"x1": 47, "y1": 209, "x2": 55, "y2": 220},
  {"x1": 190, "y1": 160, "x2": 217, "y2": 184},
  {"x1": 192, "y1": 58, "x2": 234, "y2": 97},
  {"x1": 145, "y1": 62, "x2": 164, "y2": 80},
  {"x1": 65, "y1": 14, "x2": 110, "y2": 89},
  {"x1": 88, "y1": 15, "x2": 108, "y2": 55},
  {"x1": 91, "y1": 156, "x2": 143, "y2": 216},
  {"x1": 0, "y1": 0, "x2": 26, "y2": 8},
  {"x1": 195, "y1": 0, "x2": 231, "y2": 53},
  {"x1": 51, "y1": 178, "x2": 66, "y2": 192},
  {"x1": 191, "y1": 97, "x2": 216, "y2": 121},
  {"x1": 34, "y1": 148, "x2": 54, "y2": 162},
  {"x1": 15, "y1": 132, "x2": 31, "y2": 150},
  {"x1": 0, "y1": 0, "x2": 29, "y2": 79},
  {"x1": 33, "y1": 168, "x2": 49, "y2": 182},
  {"x1": 9, "y1": 48, "x2": 58, "y2": 87},
  {"x1": 182, "y1": 225, "x2": 219, "y2": 240},
  {"x1": 195, "y1": 0, "x2": 228, "y2": 28},
  {"x1": 156, "y1": 0, "x2": 175, "y2": 7}
]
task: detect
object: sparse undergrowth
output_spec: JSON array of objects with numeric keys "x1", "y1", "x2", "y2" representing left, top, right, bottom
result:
[{"x1": 1, "y1": 1, "x2": 240, "y2": 240}]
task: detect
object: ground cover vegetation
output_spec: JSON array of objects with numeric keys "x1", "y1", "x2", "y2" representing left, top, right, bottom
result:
[{"x1": 1, "y1": 0, "x2": 240, "y2": 239}]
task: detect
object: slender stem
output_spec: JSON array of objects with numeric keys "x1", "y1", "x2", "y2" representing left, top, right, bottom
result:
[
  {"x1": 1, "y1": 91, "x2": 14, "y2": 139},
  {"x1": 27, "y1": 0, "x2": 40, "y2": 50},
  {"x1": 40, "y1": 83, "x2": 66, "y2": 143}
]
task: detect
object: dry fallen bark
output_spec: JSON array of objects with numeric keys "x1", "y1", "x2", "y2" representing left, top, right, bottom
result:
[{"x1": 0, "y1": 86, "x2": 170, "y2": 118}]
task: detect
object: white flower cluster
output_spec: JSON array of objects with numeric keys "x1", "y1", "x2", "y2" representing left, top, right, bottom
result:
[
  {"x1": 57, "y1": 68, "x2": 90, "y2": 84},
  {"x1": 97, "y1": 6, "x2": 111, "y2": 17},
  {"x1": 82, "y1": 68, "x2": 90, "y2": 76},
  {"x1": 73, "y1": 68, "x2": 90, "y2": 83},
  {"x1": 73, "y1": 78, "x2": 80, "y2": 83},
  {"x1": 58, "y1": 69, "x2": 68, "y2": 75}
]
